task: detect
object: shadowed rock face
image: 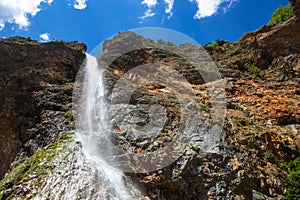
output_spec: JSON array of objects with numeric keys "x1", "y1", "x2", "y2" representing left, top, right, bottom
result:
[
  {"x1": 291, "y1": 0, "x2": 300, "y2": 17},
  {"x1": 0, "y1": 37, "x2": 86, "y2": 179}
]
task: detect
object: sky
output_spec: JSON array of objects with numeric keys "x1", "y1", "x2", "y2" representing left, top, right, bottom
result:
[{"x1": 0, "y1": 0, "x2": 290, "y2": 53}]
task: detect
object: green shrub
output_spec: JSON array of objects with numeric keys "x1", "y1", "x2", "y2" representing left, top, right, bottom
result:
[
  {"x1": 284, "y1": 157, "x2": 300, "y2": 199},
  {"x1": 208, "y1": 39, "x2": 229, "y2": 48},
  {"x1": 247, "y1": 64, "x2": 261, "y2": 74},
  {"x1": 196, "y1": 103, "x2": 212, "y2": 112},
  {"x1": 268, "y1": 3, "x2": 294, "y2": 25},
  {"x1": 53, "y1": 39, "x2": 65, "y2": 42},
  {"x1": 153, "y1": 39, "x2": 176, "y2": 46},
  {"x1": 63, "y1": 79, "x2": 73, "y2": 85},
  {"x1": 209, "y1": 41, "x2": 218, "y2": 48},
  {"x1": 263, "y1": 149, "x2": 274, "y2": 161},
  {"x1": 156, "y1": 39, "x2": 166, "y2": 45},
  {"x1": 228, "y1": 63, "x2": 238, "y2": 69},
  {"x1": 190, "y1": 144, "x2": 200, "y2": 152}
]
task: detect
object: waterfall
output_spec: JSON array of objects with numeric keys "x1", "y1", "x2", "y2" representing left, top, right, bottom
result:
[{"x1": 75, "y1": 54, "x2": 132, "y2": 200}]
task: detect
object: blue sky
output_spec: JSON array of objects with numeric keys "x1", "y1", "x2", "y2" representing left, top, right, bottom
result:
[{"x1": 0, "y1": 0, "x2": 290, "y2": 52}]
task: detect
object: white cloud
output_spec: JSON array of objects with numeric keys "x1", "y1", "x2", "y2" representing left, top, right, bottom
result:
[
  {"x1": 164, "y1": 0, "x2": 174, "y2": 19},
  {"x1": 39, "y1": 32, "x2": 50, "y2": 42},
  {"x1": 139, "y1": 0, "x2": 237, "y2": 21},
  {"x1": 0, "y1": 0, "x2": 53, "y2": 31},
  {"x1": 73, "y1": 0, "x2": 87, "y2": 10},
  {"x1": 140, "y1": 9, "x2": 156, "y2": 20},
  {"x1": 190, "y1": 0, "x2": 237, "y2": 19},
  {"x1": 222, "y1": 0, "x2": 238, "y2": 13},
  {"x1": 140, "y1": 0, "x2": 158, "y2": 20},
  {"x1": 0, "y1": 20, "x2": 5, "y2": 31},
  {"x1": 141, "y1": 0, "x2": 158, "y2": 8}
]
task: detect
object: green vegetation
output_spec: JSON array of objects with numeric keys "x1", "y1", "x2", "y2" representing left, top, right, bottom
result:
[
  {"x1": 167, "y1": 95, "x2": 179, "y2": 104},
  {"x1": 65, "y1": 111, "x2": 72, "y2": 118},
  {"x1": 228, "y1": 63, "x2": 239, "y2": 69},
  {"x1": 156, "y1": 39, "x2": 176, "y2": 46},
  {"x1": 53, "y1": 39, "x2": 65, "y2": 42},
  {"x1": 207, "y1": 39, "x2": 230, "y2": 48},
  {"x1": 63, "y1": 79, "x2": 73, "y2": 85},
  {"x1": 278, "y1": 161, "x2": 289, "y2": 171},
  {"x1": 196, "y1": 103, "x2": 212, "y2": 112},
  {"x1": 0, "y1": 131, "x2": 74, "y2": 199},
  {"x1": 263, "y1": 149, "x2": 274, "y2": 161},
  {"x1": 190, "y1": 144, "x2": 200, "y2": 152},
  {"x1": 145, "y1": 38, "x2": 155, "y2": 43},
  {"x1": 247, "y1": 64, "x2": 261, "y2": 74},
  {"x1": 145, "y1": 38, "x2": 178, "y2": 46},
  {"x1": 27, "y1": 127, "x2": 37, "y2": 132},
  {"x1": 268, "y1": 3, "x2": 294, "y2": 25},
  {"x1": 284, "y1": 157, "x2": 300, "y2": 199}
]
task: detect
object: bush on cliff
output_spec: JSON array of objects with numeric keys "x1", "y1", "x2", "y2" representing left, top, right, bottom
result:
[
  {"x1": 284, "y1": 157, "x2": 300, "y2": 199},
  {"x1": 268, "y1": 3, "x2": 294, "y2": 25}
]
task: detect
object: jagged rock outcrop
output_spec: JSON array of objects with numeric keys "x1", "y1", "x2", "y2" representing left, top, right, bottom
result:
[
  {"x1": 239, "y1": 0, "x2": 300, "y2": 59},
  {"x1": 0, "y1": 37, "x2": 86, "y2": 179},
  {"x1": 238, "y1": 17, "x2": 300, "y2": 59}
]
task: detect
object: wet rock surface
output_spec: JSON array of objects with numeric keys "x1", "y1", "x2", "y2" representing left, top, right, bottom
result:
[{"x1": 0, "y1": 132, "x2": 147, "y2": 200}]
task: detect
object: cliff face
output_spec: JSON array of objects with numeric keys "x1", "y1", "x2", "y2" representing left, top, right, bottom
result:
[
  {"x1": 98, "y1": 31, "x2": 299, "y2": 199},
  {"x1": 0, "y1": 37, "x2": 86, "y2": 179},
  {"x1": 0, "y1": 3, "x2": 299, "y2": 200}
]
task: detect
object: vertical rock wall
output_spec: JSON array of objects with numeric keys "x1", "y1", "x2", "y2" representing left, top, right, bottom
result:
[{"x1": 0, "y1": 37, "x2": 86, "y2": 178}]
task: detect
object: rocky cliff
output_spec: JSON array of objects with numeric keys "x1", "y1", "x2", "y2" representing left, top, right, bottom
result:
[
  {"x1": 0, "y1": 2, "x2": 299, "y2": 200},
  {"x1": 0, "y1": 37, "x2": 86, "y2": 179},
  {"x1": 97, "y1": 27, "x2": 299, "y2": 199}
]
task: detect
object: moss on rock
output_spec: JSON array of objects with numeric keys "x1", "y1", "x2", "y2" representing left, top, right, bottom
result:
[{"x1": 0, "y1": 131, "x2": 74, "y2": 199}]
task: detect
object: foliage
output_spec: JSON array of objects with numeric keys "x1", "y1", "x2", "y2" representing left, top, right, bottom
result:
[
  {"x1": 277, "y1": 161, "x2": 289, "y2": 171},
  {"x1": 263, "y1": 149, "x2": 274, "y2": 161},
  {"x1": 53, "y1": 39, "x2": 65, "y2": 42},
  {"x1": 145, "y1": 38, "x2": 155, "y2": 43},
  {"x1": 268, "y1": 3, "x2": 294, "y2": 25},
  {"x1": 284, "y1": 157, "x2": 300, "y2": 199},
  {"x1": 228, "y1": 63, "x2": 239, "y2": 69},
  {"x1": 196, "y1": 103, "x2": 212, "y2": 112},
  {"x1": 156, "y1": 39, "x2": 176, "y2": 46},
  {"x1": 190, "y1": 144, "x2": 200, "y2": 152},
  {"x1": 27, "y1": 127, "x2": 37, "y2": 132},
  {"x1": 156, "y1": 39, "x2": 165, "y2": 45},
  {"x1": 247, "y1": 64, "x2": 261, "y2": 74},
  {"x1": 63, "y1": 79, "x2": 73, "y2": 85},
  {"x1": 145, "y1": 38, "x2": 177, "y2": 46},
  {"x1": 208, "y1": 39, "x2": 230, "y2": 48}
]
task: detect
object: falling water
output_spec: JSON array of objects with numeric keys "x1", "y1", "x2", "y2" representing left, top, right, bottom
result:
[{"x1": 75, "y1": 54, "x2": 132, "y2": 200}]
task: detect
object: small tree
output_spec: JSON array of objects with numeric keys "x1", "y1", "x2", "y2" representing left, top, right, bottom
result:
[{"x1": 268, "y1": 3, "x2": 294, "y2": 25}]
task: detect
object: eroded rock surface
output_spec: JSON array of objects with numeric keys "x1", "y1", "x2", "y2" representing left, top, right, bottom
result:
[
  {"x1": 100, "y1": 31, "x2": 299, "y2": 199},
  {"x1": 0, "y1": 37, "x2": 86, "y2": 179}
]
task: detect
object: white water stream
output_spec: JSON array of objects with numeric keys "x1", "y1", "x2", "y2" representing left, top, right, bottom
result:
[{"x1": 75, "y1": 54, "x2": 132, "y2": 200}]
